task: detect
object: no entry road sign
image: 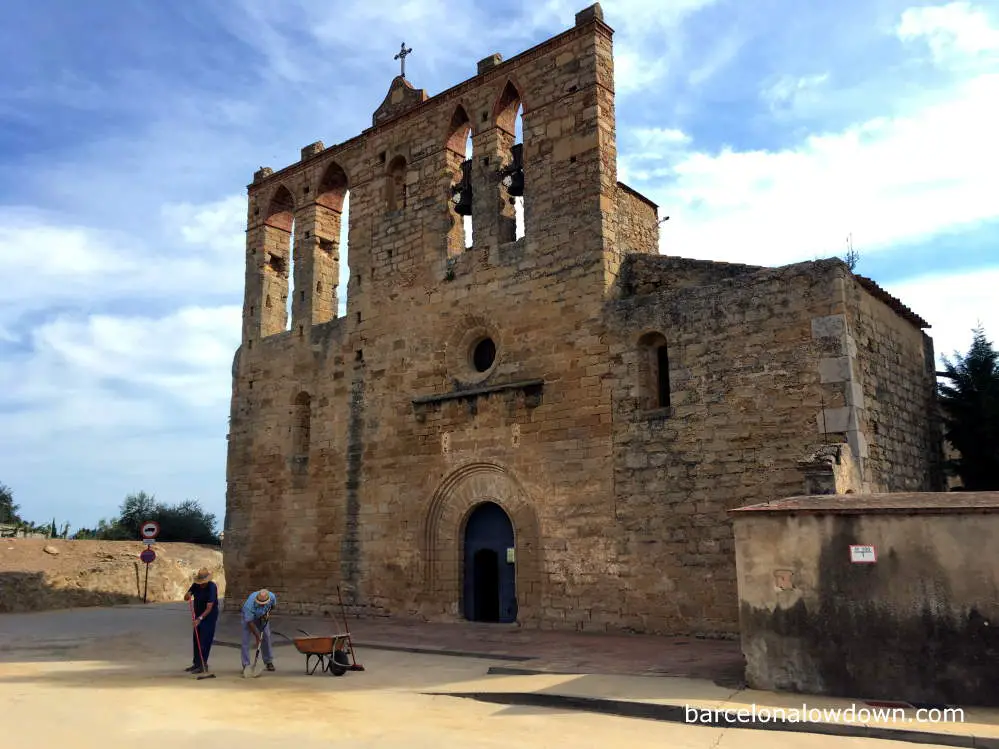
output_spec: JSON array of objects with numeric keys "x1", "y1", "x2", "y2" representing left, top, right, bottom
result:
[
  {"x1": 140, "y1": 521, "x2": 160, "y2": 540},
  {"x1": 139, "y1": 547, "x2": 156, "y2": 564}
]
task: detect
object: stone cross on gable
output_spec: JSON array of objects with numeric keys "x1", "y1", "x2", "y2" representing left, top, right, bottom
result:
[{"x1": 394, "y1": 42, "x2": 413, "y2": 78}]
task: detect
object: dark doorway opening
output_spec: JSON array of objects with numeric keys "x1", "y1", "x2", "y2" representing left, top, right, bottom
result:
[
  {"x1": 472, "y1": 549, "x2": 500, "y2": 621},
  {"x1": 463, "y1": 501, "x2": 517, "y2": 623}
]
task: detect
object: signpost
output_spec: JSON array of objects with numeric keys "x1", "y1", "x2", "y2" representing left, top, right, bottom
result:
[{"x1": 139, "y1": 520, "x2": 160, "y2": 603}]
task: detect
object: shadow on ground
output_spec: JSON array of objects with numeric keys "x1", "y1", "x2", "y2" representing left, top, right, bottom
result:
[{"x1": 0, "y1": 571, "x2": 140, "y2": 613}]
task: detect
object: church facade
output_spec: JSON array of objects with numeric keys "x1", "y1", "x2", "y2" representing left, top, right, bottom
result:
[{"x1": 223, "y1": 3, "x2": 944, "y2": 635}]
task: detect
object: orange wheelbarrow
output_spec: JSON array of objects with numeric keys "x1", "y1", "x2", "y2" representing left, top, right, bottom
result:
[{"x1": 279, "y1": 629, "x2": 356, "y2": 676}]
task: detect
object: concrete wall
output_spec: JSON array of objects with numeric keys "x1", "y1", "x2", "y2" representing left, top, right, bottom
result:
[{"x1": 732, "y1": 497, "x2": 999, "y2": 707}]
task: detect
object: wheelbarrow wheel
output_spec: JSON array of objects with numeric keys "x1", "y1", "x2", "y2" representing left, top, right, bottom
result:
[{"x1": 329, "y1": 649, "x2": 349, "y2": 676}]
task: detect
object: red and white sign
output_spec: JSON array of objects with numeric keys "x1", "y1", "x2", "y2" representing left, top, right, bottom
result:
[
  {"x1": 849, "y1": 544, "x2": 877, "y2": 563},
  {"x1": 140, "y1": 521, "x2": 160, "y2": 540}
]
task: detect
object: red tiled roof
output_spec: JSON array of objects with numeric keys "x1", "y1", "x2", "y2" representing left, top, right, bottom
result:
[
  {"x1": 854, "y1": 275, "x2": 930, "y2": 329},
  {"x1": 729, "y1": 492, "x2": 999, "y2": 515}
]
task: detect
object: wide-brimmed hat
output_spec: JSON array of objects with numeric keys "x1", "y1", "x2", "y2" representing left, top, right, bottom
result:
[
  {"x1": 193, "y1": 568, "x2": 212, "y2": 583},
  {"x1": 255, "y1": 589, "x2": 270, "y2": 604}
]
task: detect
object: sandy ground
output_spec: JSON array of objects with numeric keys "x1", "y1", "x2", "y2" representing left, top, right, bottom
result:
[{"x1": 0, "y1": 603, "x2": 953, "y2": 748}]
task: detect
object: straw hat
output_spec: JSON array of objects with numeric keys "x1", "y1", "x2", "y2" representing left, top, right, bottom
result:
[
  {"x1": 193, "y1": 568, "x2": 212, "y2": 583},
  {"x1": 255, "y1": 589, "x2": 271, "y2": 604}
]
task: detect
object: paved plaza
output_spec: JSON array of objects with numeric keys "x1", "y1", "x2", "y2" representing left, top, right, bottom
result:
[{"x1": 1, "y1": 603, "x2": 996, "y2": 748}]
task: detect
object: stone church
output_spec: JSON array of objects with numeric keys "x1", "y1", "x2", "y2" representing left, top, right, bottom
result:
[{"x1": 223, "y1": 3, "x2": 943, "y2": 635}]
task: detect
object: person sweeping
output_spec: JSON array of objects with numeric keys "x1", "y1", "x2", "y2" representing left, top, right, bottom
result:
[
  {"x1": 183, "y1": 568, "x2": 218, "y2": 675},
  {"x1": 241, "y1": 588, "x2": 277, "y2": 677}
]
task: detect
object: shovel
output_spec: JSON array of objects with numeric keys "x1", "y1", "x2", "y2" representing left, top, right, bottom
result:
[{"x1": 244, "y1": 614, "x2": 269, "y2": 678}]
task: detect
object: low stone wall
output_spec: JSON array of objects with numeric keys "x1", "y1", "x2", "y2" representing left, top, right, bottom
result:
[{"x1": 731, "y1": 492, "x2": 999, "y2": 707}]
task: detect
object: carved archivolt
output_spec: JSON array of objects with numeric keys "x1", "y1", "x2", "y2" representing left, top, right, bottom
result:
[{"x1": 421, "y1": 461, "x2": 541, "y2": 614}]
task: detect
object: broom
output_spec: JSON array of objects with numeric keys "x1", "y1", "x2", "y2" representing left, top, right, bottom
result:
[
  {"x1": 189, "y1": 599, "x2": 216, "y2": 680},
  {"x1": 337, "y1": 585, "x2": 365, "y2": 671}
]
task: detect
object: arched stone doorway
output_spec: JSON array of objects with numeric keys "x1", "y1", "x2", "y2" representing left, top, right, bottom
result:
[
  {"x1": 463, "y1": 501, "x2": 517, "y2": 623},
  {"x1": 421, "y1": 461, "x2": 541, "y2": 623}
]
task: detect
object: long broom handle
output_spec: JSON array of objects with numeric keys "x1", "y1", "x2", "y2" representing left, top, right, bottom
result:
[
  {"x1": 190, "y1": 598, "x2": 208, "y2": 671},
  {"x1": 337, "y1": 585, "x2": 359, "y2": 666}
]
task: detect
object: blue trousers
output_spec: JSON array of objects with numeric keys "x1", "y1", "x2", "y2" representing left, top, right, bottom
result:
[
  {"x1": 192, "y1": 615, "x2": 217, "y2": 667},
  {"x1": 241, "y1": 618, "x2": 273, "y2": 667}
]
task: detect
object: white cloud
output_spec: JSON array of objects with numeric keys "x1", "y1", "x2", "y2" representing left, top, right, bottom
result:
[
  {"x1": 762, "y1": 73, "x2": 830, "y2": 112},
  {"x1": 0, "y1": 204, "x2": 244, "y2": 323},
  {"x1": 885, "y1": 267, "x2": 999, "y2": 366},
  {"x1": 622, "y1": 3, "x2": 999, "y2": 266},
  {"x1": 0, "y1": 305, "x2": 239, "y2": 439},
  {"x1": 615, "y1": 50, "x2": 671, "y2": 95},
  {"x1": 897, "y1": 2, "x2": 999, "y2": 66},
  {"x1": 161, "y1": 195, "x2": 246, "y2": 256}
]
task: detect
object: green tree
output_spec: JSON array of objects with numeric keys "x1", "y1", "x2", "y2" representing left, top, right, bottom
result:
[
  {"x1": 80, "y1": 492, "x2": 219, "y2": 544},
  {"x1": 116, "y1": 491, "x2": 159, "y2": 538},
  {"x1": 938, "y1": 325, "x2": 999, "y2": 490},
  {"x1": 0, "y1": 483, "x2": 20, "y2": 525}
]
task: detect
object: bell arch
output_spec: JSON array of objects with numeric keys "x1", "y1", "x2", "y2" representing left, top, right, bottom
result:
[
  {"x1": 446, "y1": 104, "x2": 474, "y2": 253},
  {"x1": 422, "y1": 461, "x2": 541, "y2": 622}
]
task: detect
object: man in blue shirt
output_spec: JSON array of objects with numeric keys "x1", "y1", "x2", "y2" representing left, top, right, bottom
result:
[
  {"x1": 183, "y1": 568, "x2": 219, "y2": 674},
  {"x1": 241, "y1": 588, "x2": 277, "y2": 677}
]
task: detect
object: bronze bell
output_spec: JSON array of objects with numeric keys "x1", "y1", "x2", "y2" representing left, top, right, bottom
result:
[
  {"x1": 451, "y1": 159, "x2": 473, "y2": 216},
  {"x1": 503, "y1": 143, "x2": 524, "y2": 197}
]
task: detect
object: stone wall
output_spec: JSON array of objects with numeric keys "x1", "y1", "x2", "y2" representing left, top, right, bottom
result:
[
  {"x1": 842, "y1": 277, "x2": 944, "y2": 492},
  {"x1": 731, "y1": 493, "x2": 999, "y2": 707},
  {"x1": 606, "y1": 259, "x2": 849, "y2": 634},
  {"x1": 614, "y1": 183, "x2": 659, "y2": 257},
  {"x1": 225, "y1": 3, "x2": 943, "y2": 636},
  {"x1": 226, "y1": 5, "x2": 625, "y2": 621},
  {"x1": 619, "y1": 254, "x2": 763, "y2": 297}
]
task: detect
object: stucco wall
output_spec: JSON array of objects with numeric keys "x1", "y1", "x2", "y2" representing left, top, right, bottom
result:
[{"x1": 733, "y1": 498, "x2": 999, "y2": 706}]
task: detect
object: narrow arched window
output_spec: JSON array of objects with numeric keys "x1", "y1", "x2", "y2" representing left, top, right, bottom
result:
[
  {"x1": 494, "y1": 80, "x2": 525, "y2": 242},
  {"x1": 637, "y1": 332, "x2": 671, "y2": 411},
  {"x1": 315, "y1": 161, "x2": 351, "y2": 320},
  {"x1": 386, "y1": 155, "x2": 407, "y2": 211}
]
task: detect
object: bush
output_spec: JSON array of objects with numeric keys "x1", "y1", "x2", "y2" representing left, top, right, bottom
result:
[{"x1": 74, "y1": 492, "x2": 220, "y2": 545}]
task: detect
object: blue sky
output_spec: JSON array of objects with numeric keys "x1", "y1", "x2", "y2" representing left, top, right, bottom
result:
[{"x1": 1, "y1": 0, "x2": 997, "y2": 531}]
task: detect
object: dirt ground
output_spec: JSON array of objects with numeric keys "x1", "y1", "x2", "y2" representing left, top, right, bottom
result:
[
  {"x1": 0, "y1": 539, "x2": 224, "y2": 613},
  {"x1": 0, "y1": 604, "x2": 940, "y2": 749}
]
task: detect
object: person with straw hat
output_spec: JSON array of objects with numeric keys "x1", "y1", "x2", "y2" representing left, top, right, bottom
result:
[
  {"x1": 240, "y1": 588, "x2": 277, "y2": 677},
  {"x1": 183, "y1": 568, "x2": 219, "y2": 674}
]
